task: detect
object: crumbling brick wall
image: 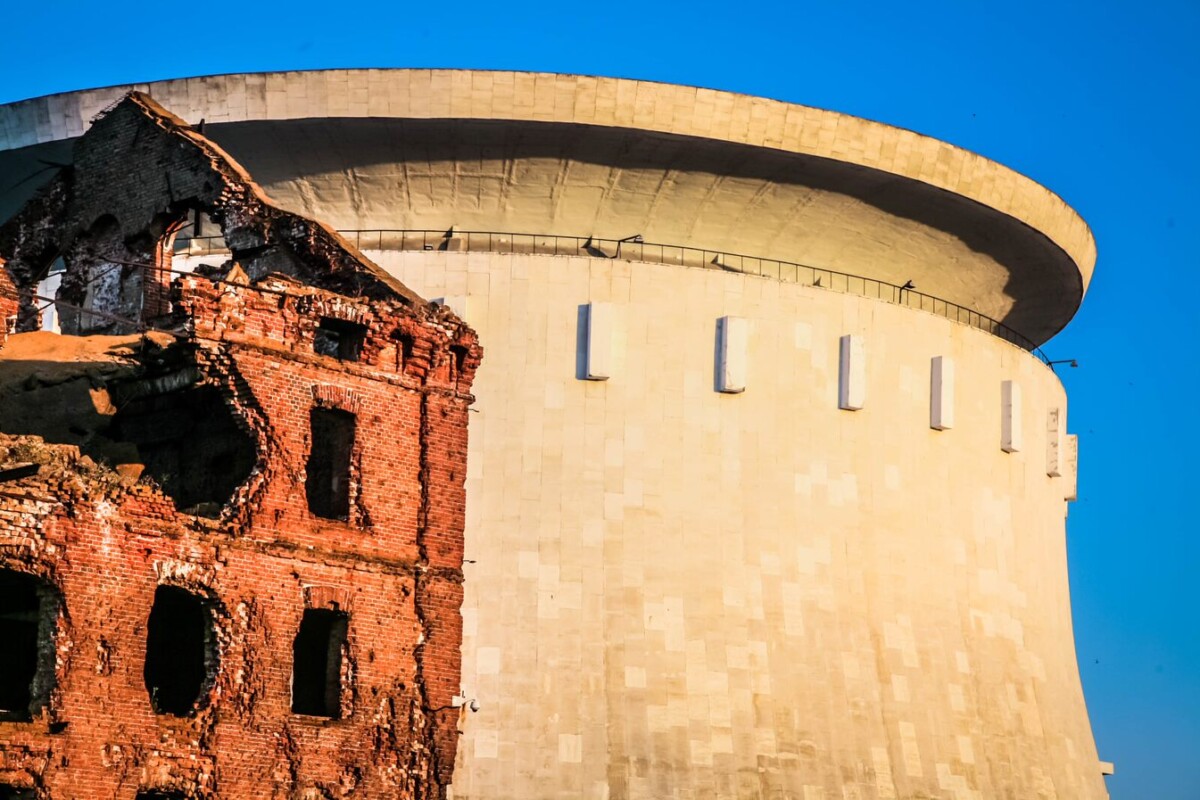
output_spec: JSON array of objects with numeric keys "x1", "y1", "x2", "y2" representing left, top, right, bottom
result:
[
  {"x1": 0, "y1": 92, "x2": 418, "y2": 336},
  {"x1": 0, "y1": 93, "x2": 480, "y2": 799},
  {"x1": 0, "y1": 262, "x2": 16, "y2": 349}
]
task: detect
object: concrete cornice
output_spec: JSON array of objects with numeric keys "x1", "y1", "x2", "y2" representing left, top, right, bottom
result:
[{"x1": 0, "y1": 69, "x2": 1095, "y2": 296}]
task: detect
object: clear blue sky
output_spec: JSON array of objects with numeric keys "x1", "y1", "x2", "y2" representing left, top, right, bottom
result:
[{"x1": 2, "y1": 1, "x2": 1196, "y2": 797}]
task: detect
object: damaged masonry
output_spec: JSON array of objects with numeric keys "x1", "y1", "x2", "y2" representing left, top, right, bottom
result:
[{"x1": 0, "y1": 94, "x2": 481, "y2": 799}]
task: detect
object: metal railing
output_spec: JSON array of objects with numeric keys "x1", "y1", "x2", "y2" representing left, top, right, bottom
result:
[{"x1": 175, "y1": 229, "x2": 1048, "y2": 361}]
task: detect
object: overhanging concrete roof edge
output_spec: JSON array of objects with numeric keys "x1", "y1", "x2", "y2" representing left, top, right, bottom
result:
[{"x1": 0, "y1": 68, "x2": 1097, "y2": 299}]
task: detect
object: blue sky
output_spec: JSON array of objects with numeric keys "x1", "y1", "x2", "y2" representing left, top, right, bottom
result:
[{"x1": 2, "y1": 1, "x2": 1196, "y2": 796}]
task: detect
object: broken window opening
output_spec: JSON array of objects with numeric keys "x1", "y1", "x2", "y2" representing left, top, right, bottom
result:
[
  {"x1": 450, "y1": 344, "x2": 469, "y2": 381},
  {"x1": 314, "y1": 318, "x2": 367, "y2": 362},
  {"x1": 138, "y1": 212, "x2": 188, "y2": 322},
  {"x1": 0, "y1": 785, "x2": 36, "y2": 800},
  {"x1": 390, "y1": 329, "x2": 414, "y2": 372},
  {"x1": 110, "y1": 384, "x2": 257, "y2": 518},
  {"x1": 170, "y1": 209, "x2": 219, "y2": 257},
  {"x1": 305, "y1": 407, "x2": 355, "y2": 521},
  {"x1": 144, "y1": 585, "x2": 216, "y2": 716},
  {"x1": 0, "y1": 569, "x2": 58, "y2": 722},
  {"x1": 36, "y1": 256, "x2": 67, "y2": 333},
  {"x1": 291, "y1": 608, "x2": 349, "y2": 718}
]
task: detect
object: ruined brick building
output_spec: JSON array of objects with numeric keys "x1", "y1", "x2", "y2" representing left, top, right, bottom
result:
[{"x1": 0, "y1": 94, "x2": 481, "y2": 798}]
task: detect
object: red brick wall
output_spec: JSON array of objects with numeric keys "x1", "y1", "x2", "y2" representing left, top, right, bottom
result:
[
  {"x1": 0, "y1": 262, "x2": 16, "y2": 349},
  {"x1": 0, "y1": 271, "x2": 481, "y2": 799}
]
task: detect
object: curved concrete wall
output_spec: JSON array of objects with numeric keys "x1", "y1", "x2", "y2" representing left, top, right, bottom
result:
[{"x1": 367, "y1": 249, "x2": 1106, "y2": 800}]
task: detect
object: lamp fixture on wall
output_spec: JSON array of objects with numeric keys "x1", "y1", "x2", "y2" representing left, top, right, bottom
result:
[{"x1": 1046, "y1": 359, "x2": 1079, "y2": 373}]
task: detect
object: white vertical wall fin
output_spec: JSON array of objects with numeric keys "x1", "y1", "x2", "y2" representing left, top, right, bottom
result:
[
  {"x1": 716, "y1": 316, "x2": 749, "y2": 393},
  {"x1": 1001, "y1": 380, "x2": 1022, "y2": 453},
  {"x1": 838, "y1": 334, "x2": 866, "y2": 410},
  {"x1": 1046, "y1": 408, "x2": 1064, "y2": 476},
  {"x1": 1065, "y1": 434, "x2": 1079, "y2": 501},
  {"x1": 930, "y1": 356, "x2": 955, "y2": 430},
  {"x1": 584, "y1": 302, "x2": 613, "y2": 381}
]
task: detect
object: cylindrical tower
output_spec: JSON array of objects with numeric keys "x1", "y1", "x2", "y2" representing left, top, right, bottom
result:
[{"x1": 0, "y1": 70, "x2": 1107, "y2": 799}]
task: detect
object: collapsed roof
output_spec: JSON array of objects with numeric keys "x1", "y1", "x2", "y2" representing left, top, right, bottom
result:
[{"x1": 0, "y1": 91, "x2": 422, "y2": 338}]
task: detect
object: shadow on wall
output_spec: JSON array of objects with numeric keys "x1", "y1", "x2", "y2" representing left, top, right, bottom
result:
[
  {"x1": 204, "y1": 117, "x2": 1083, "y2": 340},
  {"x1": 0, "y1": 567, "x2": 61, "y2": 723},
  {"x1": 0, "y1": 139, "x2": 73, "y2": 224},
  {"x1": 0, "y1": 334, "x2": 257, "y2": 517}
]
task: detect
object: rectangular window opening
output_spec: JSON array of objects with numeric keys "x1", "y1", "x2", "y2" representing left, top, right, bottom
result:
[
  {"x1": 0, "y1": 569, "x2": 55, "y2": 722},
  {"x1": 314, "y1": 317, "x2": 367, "y2": 362},
  {"x1": 0, "y1": 786, "x2": 36, "y2": 800},
  {"x1": 291, "y1": 608, "x2": 349, "y2": 718},
  {"x1": 450, "y1": 344, "x2": 468, "y2": 381},
  {"x1": 390, "y1": 330, "x2": 415, "y2": 372},
  {"x1": 305, "y1": 407, "x2": 356, "y2": 521},
  {"x1": 144, "y1": 585, "x2": 215, "y2": 716}
]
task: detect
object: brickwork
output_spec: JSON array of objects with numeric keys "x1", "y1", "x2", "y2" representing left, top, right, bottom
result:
[
  {"x1": 0, "y1": 94, "x2": 480, "y2": 799},
  {"x1": 0, "y1": 262, "x2": 16, "y2": 348},
  {"x1": 0, "y1": 92, "x2": 419, "y2": 337}
]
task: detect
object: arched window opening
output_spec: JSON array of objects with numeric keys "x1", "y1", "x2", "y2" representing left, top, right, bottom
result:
[
  {"x1": 139, "y1": 211, "x2": 189, "y2": 321},
  {"x1": 144, "y1": 585, "x2": 215, "y2": 716},
  {"x1": 0, "y1": 568, "x2": 58, "y2": 722},
  {"x1": 291, "y1": 608, "x2": 349, "y2": 718},
  {"x1": 35, "y1": 256, "x2": 67, "y2": 334},
  {"x1": 305, "y1": 407, "x2": 356, "y2": 521}
]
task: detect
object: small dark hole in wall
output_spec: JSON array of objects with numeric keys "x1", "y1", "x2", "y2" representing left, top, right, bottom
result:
[
  {"x1": 0, "y1": 569, "x2": 58, "y2": 722},
  {"x1": 450, "y1": 345, "x2": 468, "y2": 381},
  {"x1": 314, "y1": 318, "x2": 367, "y2": 362},
  {"x1": 0, "y1": 786, "x2": 36, "y2": 800},
  {"x1": 144, "y1": 586, "x2": 214, "y2": 716},
  {"x1": 135, "y1": 792, "x2": 188, "y2": 800},
  {"x1": 306, "y1": 407, "x2": 355, "y2": 521},
  {"x1": 292, "y1": 608, "x2": 349, "y2": 718},
  {"x1": 390, "y1": 329, "x2": 414, "y2": 371}
]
